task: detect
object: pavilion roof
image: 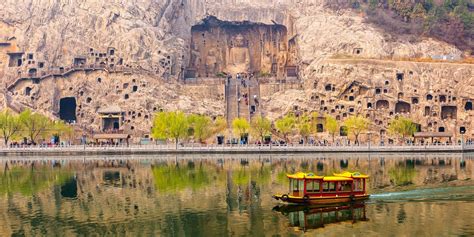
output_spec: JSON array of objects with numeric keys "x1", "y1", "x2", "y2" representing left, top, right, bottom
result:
[
  {"x1": 414, "y1": 132, "x2": 453, "y2": 138},
  {"x1": 93, "y1": 133, "x2": 129, "y2": 140},
  {"x1": 97, "y1": 105, "x2": 123, "y2": 114}
]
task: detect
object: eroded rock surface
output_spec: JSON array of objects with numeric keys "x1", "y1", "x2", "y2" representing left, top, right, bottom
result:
[{"x1": 0, "y1": 0, "x2": 472, "y2": 142}]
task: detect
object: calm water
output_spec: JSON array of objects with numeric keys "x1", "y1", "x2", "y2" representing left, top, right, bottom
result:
[{"x1": 0, "y1": 153, "x2": 473, "y2": 236}]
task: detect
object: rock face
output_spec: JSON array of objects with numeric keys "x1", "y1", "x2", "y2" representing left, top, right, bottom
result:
[{"x1": 0, "y1": 0, "x2": 472, "y2": 142}]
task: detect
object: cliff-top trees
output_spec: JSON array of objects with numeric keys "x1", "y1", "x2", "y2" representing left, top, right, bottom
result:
[
  {"x1": 388, "y1": 116, "x2": 417, "y2": 143},
  {"x1": 152, "y1": 111, "x2": 189, "y2": 148},
  {"x1": 0, "y1": 109, "x2": 22, "y2": 146},
  {"x1": 343, "y1": 115, "x2": 370, "y2": 144},
  {"x1": 275, "y1": 113, "x2": 296, "y2": 143},
  {"x1": 250, "y1": 115, "x2": 271, "y2": 142}
]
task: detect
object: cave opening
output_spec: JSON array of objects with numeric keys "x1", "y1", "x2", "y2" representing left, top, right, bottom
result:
[
  {"x1": 424, "y1": 106, "x2": 430, "y2": 116},
  {"x1": 395, "y1": 101, "x2": 411, "y2": 114},
  {"x1": 465, "y1": 101, "x2": 472, "y2": 111},
  {"x1": 439, "y1": 95, "x2": 447, "y2": 103},
  {"x1": 376, "y1": 100, "x2": 389, "y2": 110},
  {"x1": 59, "y1": 97, "x2": 77, "y2": 123},
  {"x1": 25, "y1": 87, "x2": 32, "y2": 96},
  {"x1": 396, "y1": 73, "x2": 404, "y2": 81},
  {"x1": 441, "y1": 106, "x2": 457, "y2": 119}
]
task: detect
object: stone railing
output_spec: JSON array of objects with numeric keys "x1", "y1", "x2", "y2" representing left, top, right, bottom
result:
[{"x1": 1, "y1": 142, "x2": 474, "y2": 155}]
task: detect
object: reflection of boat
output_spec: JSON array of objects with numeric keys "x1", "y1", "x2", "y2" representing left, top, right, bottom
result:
[
  {"x1": 273, "y1": 202, "x2": 368, "y2": 231},
  {"x1": 273, "y1": 171, "x2": 370, "y2": 205}
]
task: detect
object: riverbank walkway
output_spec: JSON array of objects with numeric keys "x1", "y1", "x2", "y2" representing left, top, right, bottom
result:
[{"x1": 1, "y1": 143, "x2": 474, "y2": 156}]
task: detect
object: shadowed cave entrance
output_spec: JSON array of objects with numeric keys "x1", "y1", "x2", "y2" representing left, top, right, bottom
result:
[{"x1": 59, "y1": 97, "x2": 77, "y2": 123}]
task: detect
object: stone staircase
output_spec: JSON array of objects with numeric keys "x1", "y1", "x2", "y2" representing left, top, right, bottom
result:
[
  {"x1": 225, "y1": 77, "x2": 239, "y2": 127},
  {"x1": 226, "y1": 75, "x2": 261, "y2": 126}
]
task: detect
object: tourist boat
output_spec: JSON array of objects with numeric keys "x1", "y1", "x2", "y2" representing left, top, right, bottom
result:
[{"x1": 273, "y1": 171, "x2": 370, "y2": 205}]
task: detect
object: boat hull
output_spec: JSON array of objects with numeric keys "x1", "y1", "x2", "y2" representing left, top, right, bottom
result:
[{"x1": 273, "y1": 194, "x2": 370, "y2": 206}]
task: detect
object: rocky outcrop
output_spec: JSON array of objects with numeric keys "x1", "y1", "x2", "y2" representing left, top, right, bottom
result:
[{"x1": 0, "y1": 0, "x2": 472, "y2": 142}]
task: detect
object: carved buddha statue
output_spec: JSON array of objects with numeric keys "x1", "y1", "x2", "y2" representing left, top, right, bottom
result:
[{"x1": 226, "y1": 34, "x2": 250, "y2": 74}]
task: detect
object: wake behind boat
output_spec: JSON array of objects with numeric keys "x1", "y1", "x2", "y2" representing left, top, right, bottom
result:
[{"x1": 273, "y1": 171, "x2": 370, "y2": 205}]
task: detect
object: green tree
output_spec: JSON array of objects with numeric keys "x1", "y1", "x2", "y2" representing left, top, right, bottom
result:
[
  {"x1": 19, "y1": 109, "x2": 53, "y2": 144},
  {"x1": 412, "y1": 2, "x2": 427, "y2": 18},
  {"x1": 213, "y1": 116, "x2": 227, "y2": 135},
  {"x1": 188, "y1": 114, "x2": 213, "y2": 143},
  {"x1": 250, "y1": 115, "x2": 271, "y2": 142},
  {"x1": 343, "y1": 115, "x2": 370, "y2": 144},
  {"x1": 152, "y1": 111, "x2": 189, "y2": 148},
  {"x1": 325, "y1": 115, "x2": 339, "y2": 143},
  {"x1": 51, "y1": 120, "x2": 75, "y2": 143},
  {"x1": 275, "y1": 113, "x2": 296, "y2": 143},
  {"x1": 297, "y1": 114, "x2": 311, "y2": 143},
  {"x1": 0, "y1": 109, "x2": 22, "y2": 146},
  {"x1": 232, "y1": 117, "x2": 250, "y2": 141},
  {"x1": 388, "y1": 116, "x2": 417, "y2": 143}
]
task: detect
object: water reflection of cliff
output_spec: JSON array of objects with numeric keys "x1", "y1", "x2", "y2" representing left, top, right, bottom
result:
[{"x1": 0, "y1": 153, "x2": 472, "y2": 235}]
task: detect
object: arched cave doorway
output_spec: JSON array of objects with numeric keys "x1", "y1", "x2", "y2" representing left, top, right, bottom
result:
[
  {"x1": 441, "y1": 106, "x2": 457, "y2": 119},
  {"x1": 465, "y1": 101, "x2": 473, "y2": 111},
  {"x1": 395, "y1": 101, "x2": 411, "y2": 114},
  {"x1": 376, "y1": 100, "x2": 389, "y2": 110},
  {"x1": 59, "y1": 97, "x2": 77, "y2": 123}
]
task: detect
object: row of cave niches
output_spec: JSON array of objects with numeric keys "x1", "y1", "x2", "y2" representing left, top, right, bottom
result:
[
  {"x1": 57, "y1": 78, "x2": 160, "y2": 129},
  {"x1": 314, "y1": 84, "x2": 473, "y2": 121}
]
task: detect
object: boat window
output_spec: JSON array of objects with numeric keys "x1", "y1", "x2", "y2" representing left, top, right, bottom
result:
[
  {"x1": 322, "y1": 182, "x2": 336, "y2": 192},
  {"x1": 291, "y1": 179, "x2": 302, "y2": 192},
  {"x1": 354, "y1": 179, "x2": 363, "y2": 191},
  {"x1": 339, "y1": 181, "x2": 352, "y2": 192},
  {"x1": 306, "y1": 180, "x2": 320, "y2": 193}
]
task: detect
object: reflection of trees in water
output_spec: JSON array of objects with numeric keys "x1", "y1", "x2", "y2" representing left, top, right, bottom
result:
[
  {"x1": 0, "y1": 163, "x2": 73, "y2": 196},
  {"x1": 389, "y1": 162, "x2": 417, "y2": 186},
  {"x1": 397, "y1": 204, "x2": 407, "y2": 224},
  {"x1": 151, "y1": 160, "x2": 224, "y2": 193}
]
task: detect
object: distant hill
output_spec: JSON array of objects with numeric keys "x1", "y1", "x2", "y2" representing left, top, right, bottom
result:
[{"x1": 326, "y1": 0, "x2": 474, "y2": 54}]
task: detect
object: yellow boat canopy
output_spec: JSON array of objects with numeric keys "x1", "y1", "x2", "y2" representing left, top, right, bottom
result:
[
  {"x1": 287, "y1": 172, "x2": 323, "y2": 179},
  {"x1": 333, "y1": 171, "x2": 370, "y2": 179},
  {"x1": 287, "y1": 171, "x2": 369, "y2": 180},
  {"x1": 323, "y1": 176, "x2": 354, "y2": 181}
]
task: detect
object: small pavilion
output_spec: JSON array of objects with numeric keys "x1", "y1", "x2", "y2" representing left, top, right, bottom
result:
[{"x1": 413, "y1": 132, "x2": 453, "y2": 143}]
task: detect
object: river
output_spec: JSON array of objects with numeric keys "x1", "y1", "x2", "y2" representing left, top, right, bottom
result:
[{"x1": 0, "y1": 153, "x2": 472, "y2": 236}]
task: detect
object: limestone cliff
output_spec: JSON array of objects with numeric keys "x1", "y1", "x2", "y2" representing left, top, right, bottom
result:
[{"x1": 0, "y1": 0, "x2": 472, "y2": 142}]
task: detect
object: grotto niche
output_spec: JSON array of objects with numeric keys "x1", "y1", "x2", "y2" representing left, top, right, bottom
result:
[{"x1": 185, "y1": 16, "x2": 297, "y2": 78}]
